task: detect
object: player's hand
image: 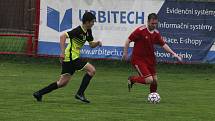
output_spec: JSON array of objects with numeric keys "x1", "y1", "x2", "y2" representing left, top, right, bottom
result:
[
  {"x1": 97, "y1": 41, "x2": 102, "y2": 47},
  {"x1": 122, "y1": 52, "x2": 128, "y2": 61},
  {"x1": 173, "y1": 54, "x2": 182, "y2": 62},
  {"x1": 59, "y1": 53, "x2": 65, "y2": 63}
]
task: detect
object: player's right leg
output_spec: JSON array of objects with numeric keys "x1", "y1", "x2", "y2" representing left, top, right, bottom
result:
[
  {"x1": 33, "y1": 74, "x2": 71, "y2": 102},
  {"x1": 33, "y1": 61, "x2": 74, "y2": 102}
]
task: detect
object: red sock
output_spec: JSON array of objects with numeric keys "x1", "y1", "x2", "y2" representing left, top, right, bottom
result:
[
  {"x1": 150, "y1": 81, "x2": 157, "y2": 93},
  {"x1": 130, "y1": 76, "x2": 146, "y2": 84}
]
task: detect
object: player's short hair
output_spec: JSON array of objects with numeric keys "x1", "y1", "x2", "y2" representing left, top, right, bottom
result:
[
  {"x1": 148, "y1": 13, "x2": 158, "y2": 21},
  {"x1": 82, "y1": 12, "x2": 96, "y2": 24}
]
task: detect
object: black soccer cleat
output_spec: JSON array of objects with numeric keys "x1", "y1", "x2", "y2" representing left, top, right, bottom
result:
[
  {"x1": 128, "y1": 76, "x2": 134, "y2": 92},
  {"x1": 75, "y1": 94, "x2": 90, "y2": 103},
  {"x1": 33, "y1": 92, "x2": 42, "y2": 102}
]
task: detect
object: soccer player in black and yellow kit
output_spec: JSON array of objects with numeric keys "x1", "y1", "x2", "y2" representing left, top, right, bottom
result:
[{"x1": 33, "y1": 12, "x2": 102, "y2": 103}]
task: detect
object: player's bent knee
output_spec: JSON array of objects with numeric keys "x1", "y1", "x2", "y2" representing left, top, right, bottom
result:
[
  {"x1": 88, "y1": 68, "x2": 96, "y2": 76},
  {"x1": 59, "y1": 80, "x2": 69, "y2": 87},
  {"x1": 84, "y1": 63, "x2": 96, "y2": 76},
  {"x1": 92, "y1": 67, "x2": 96, "y2": 75},
  {"x1": 148, "y1": 79, "x2": 153, "y2": 84},
  {"x1": 88, "y1": 66, "x2": 96, "y2": 76},
  {"x1": 57, "y1": 75, "x2": 71, "y2": 88},
  {"x1": 153, "y1": 76, "x2": 158, "y2": 83},
  {"x1": 145, "y1": 76, "x2": 154, "y2": 84}
]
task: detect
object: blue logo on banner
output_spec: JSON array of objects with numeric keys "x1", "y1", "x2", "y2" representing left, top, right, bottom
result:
[{"x1": 47, "y1": 7, "x2": 72, "y2": 32}]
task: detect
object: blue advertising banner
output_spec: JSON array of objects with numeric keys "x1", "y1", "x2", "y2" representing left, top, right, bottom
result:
[
  {"x1": 156, "y1": 1, "x2": 215, "y2": 63},
  {"x1": 38, "y1": 0, "x2": 215, "y2": 63}
]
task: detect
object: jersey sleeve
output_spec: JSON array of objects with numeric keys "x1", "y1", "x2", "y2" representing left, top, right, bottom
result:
[
  {"x1": 128, "y1": 28, "x2": 141, "y2": 42},
  {"x1": 87, "y1": 29, "x2": 94, "y2": 42},
  {"x1": 155, "y1": 33, "x2": 165, "y2": 46},
  {"x1": 66, "y1": 29, "x2": 79, "y2": 39}
]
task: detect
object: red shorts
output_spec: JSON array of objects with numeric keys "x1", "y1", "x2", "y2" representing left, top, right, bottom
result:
[{"x1": 131, "y1": 60, "x2": 156, "y2": 78}]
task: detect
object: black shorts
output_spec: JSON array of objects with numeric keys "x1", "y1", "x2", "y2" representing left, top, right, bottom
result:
[{"x1": 61, "y1": 58, "x2": 88, "y2": 75}]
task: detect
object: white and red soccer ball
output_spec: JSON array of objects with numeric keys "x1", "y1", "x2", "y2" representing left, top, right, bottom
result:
[{"x1": 148, "y1": 92, "x2": 161, "y2": 104}]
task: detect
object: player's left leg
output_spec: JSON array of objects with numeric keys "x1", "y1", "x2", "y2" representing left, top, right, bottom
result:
[
  {"x1": 129, "y1": 62, "x2": 154, "y2": 83},
  {"x1": 75, "y1": 62, "x2": 96, "y2": 103},
  {"x1": 128, "y1": 62, "x2": 154, "y2": 92}
]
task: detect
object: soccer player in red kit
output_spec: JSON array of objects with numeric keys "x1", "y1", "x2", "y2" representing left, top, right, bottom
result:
[{"x1": 122, "y1": 13, "x2": 182, "y2": 93}]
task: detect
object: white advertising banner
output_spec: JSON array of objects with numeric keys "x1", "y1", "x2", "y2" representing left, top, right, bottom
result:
[{"x1": 38, "y1": 0, "x2": 164, "y2": 59}]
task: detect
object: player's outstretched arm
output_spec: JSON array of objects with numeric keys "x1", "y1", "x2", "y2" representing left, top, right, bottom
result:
[
  {"x1": 59, "y1": 33, "x2": 67, "y2": 62},
  {"x1": 122, "y1": 39, "x2": 131, "y2": 61},
  {"x1": 89, "y1": 41, "x2": 102, "y2": 48},
  {"x1": 162, "y1": 44, "x2": 182, "y2": 62}
]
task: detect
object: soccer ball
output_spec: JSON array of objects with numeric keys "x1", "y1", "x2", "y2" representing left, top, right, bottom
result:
[{"x1": 148, "y1": 92, "x2": 161, "y2": 104}]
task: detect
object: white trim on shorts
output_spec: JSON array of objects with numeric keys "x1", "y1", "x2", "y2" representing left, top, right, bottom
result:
[
  {"x1": 134, "y1": 64, "x2": 153, "y2": 78},
  {"x1": 77, "y1": 62, "x2": 89, "y2": 71}
]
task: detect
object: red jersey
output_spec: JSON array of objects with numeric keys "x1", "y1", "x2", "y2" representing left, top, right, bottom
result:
[{"x1": 128, "y1": 25, "x2": 165, "y2": 65}]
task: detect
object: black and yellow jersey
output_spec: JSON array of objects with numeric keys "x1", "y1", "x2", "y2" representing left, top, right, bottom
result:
[{"x1": 64, "y1": 26, "x2": 93, "y2": 62}]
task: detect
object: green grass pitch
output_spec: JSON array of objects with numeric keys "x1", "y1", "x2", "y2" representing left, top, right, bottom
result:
[{"x1": 0, "y1": 57, "x2": 215, "y2": 121}]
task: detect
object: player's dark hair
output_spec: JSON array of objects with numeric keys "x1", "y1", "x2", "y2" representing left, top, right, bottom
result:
[
  {"x1": 148, "y1": 13, "x2": 158, "y2": 21},
  {"x1": 82, "y1": 12, "x2": 96, "y2": 24}
]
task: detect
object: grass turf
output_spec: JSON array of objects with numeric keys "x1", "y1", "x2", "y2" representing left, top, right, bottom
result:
[{"x1": 0, "y1": 57, "x2": 215, "y2": 121}]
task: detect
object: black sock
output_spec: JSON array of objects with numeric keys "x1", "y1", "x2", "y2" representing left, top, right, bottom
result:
[
  {"x1": 77, "y1": 73, "x2": 92, "y2": 95},
  {"x1": 37, "y1": 82, "x2": 58, "y2": 96}
]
